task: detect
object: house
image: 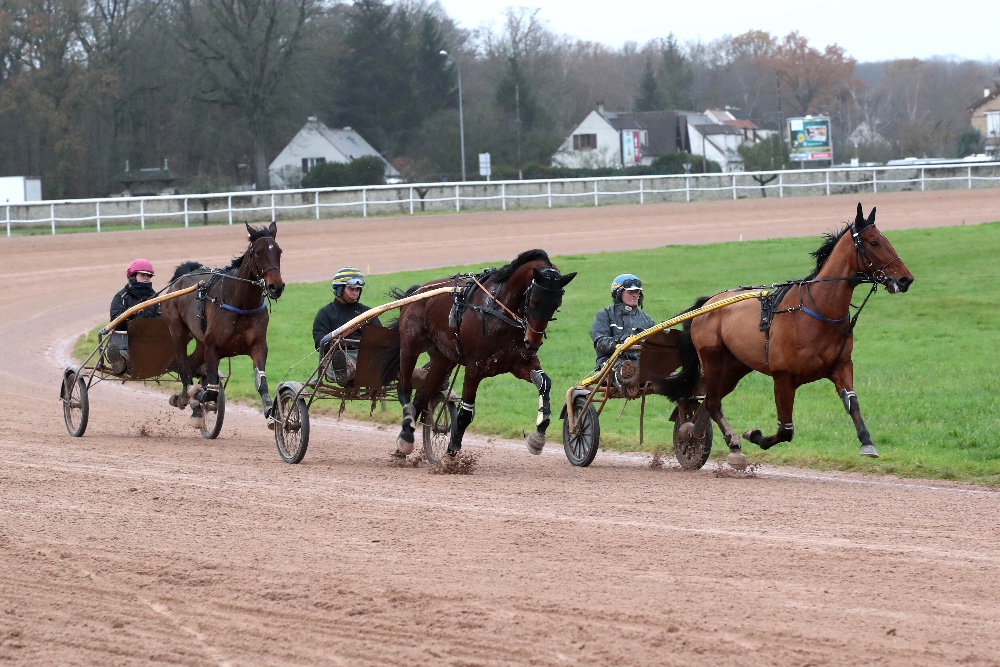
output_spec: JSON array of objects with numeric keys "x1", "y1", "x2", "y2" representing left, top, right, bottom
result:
[
  {"x1": 111, "y1": 159, "x2": 180, "y2": 196},
  {"x1": 553, "y1": 104, "x2": 757, "y2": 172},
  {"x1": 968, "y1": 87, "x2": 1000, "y2": 157},
  {"x1": 682, "y1": 112, "x2": 745, "y2": 172},
  {"x1": 552, "y1": 104, "x2": 682, "y2": 169},
  {"x1": 268, "y1": 117, "x2": 399, "y2": 189}
]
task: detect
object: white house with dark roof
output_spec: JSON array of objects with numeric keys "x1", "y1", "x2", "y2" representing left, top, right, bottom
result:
[{"x1": 268, "y1": 117, "x2": 399, "y2": 189}]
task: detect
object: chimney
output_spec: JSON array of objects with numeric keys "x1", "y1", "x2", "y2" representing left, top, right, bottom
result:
[
  {"x1": 308, "y1": 115, "x2": 318, "y2": 122},
  {"x1": 986, "y1": 88, "x2": 992, "y2": 98},
  {"x1": 163, "y1": 158, "x2": 168, "y2": 170},
  {"x1": 125, "y1": 159, "x2": 130, "y2": 172},
  {"x1": 597, "y1": 101, "x2": 605, "y2": 116}
]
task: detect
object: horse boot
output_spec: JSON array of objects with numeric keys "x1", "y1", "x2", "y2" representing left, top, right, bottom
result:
[
  {"x1": 188, "y1": 400, "x2": 205, "y2": 430},
  {"x1": 396, "y1": 403, "x2": 416, "y2": 455}
]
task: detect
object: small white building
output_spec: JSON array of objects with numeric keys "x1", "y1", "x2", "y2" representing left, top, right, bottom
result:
[
  {"x1": 684, "y1": 112, "x2": 746, "y2": 172},
  {"x1": 268, "y1": 117, "x2": 399, "y2": 189},
  {"x1": 552, "y1": 105, "x2": 682, "y2": 169}
]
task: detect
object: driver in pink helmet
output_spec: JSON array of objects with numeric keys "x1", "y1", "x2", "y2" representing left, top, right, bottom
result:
[{"x1": 105, "y1": 259, "x2": 160, "y2": 374}]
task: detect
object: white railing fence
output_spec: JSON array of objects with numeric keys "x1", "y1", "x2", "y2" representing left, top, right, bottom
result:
[{"x1": 5, "y1": 162, "x2": 1000, "y2": 237}]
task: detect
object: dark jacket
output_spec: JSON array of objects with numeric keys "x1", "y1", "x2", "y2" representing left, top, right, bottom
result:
[
  {"x1": 590, "y1": 302, "x2": 656, "y2": 367},
  {"x1": 110, "y1": 280, "x2": 160, "y2": 332},
  {"x1": 312, "y1": 299, "x2": 382, "y2": 350}
]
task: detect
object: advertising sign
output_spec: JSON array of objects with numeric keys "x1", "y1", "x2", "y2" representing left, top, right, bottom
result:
[
  {"x1": 788, "y1": 116, "x2": 833, "y2": 161},
  {"x1": 478, "y1": 152, "x2": 491, "y2": 179},
  {"x1": 621, "y1": 130, "x2": 642, "y2": 166}
]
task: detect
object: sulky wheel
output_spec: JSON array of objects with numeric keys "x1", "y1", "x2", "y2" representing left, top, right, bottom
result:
[
  {"x1": 199, "y1": 383, "x2": 225, "y2": 440},
  {"x1": 422, "y1": 392, "x2": 456, "y2": 464},
  {"x1": 672, "y1": 401, "x2": 714, "y2": 470},
  {"x1": 274, "y1": 389, "x2": 310, "y2": 464},
  {"x1": 562, "y1": 395, "x2": 600, "y2": 467},
  {"x1": 61, "y1": 370, "x2": 89, "y2": 438}
]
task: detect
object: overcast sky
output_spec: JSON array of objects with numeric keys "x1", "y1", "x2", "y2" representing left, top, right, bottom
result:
[{"x1": 434, "y1": 0, "x2": 998, "y2": 64}]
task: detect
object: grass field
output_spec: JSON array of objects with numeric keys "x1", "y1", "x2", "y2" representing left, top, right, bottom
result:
[{"x1": 80, "y1": 221, "x2": 1000, "y2": 484}]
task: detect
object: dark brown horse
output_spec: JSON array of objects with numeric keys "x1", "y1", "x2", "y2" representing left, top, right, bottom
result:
[
  {"x1": 393, "y1": 249, "x2": 576, "y2": 458},
  {"x1": 664, "y1": 203, "x2": 913, "y2": 469},
  {"x1": 160, "y1": 222, "x2": 285, "y2": 428}
]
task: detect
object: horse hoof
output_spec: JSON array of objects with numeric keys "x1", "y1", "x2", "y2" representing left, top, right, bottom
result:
[
  {"x1": 396, "y1": 437, "x2": 414, "y2": 456},
  {"x1": 742, "y1": 428, "x2": 763, "y2": 446},
  {"x1": 677, "y1": 421, "x2": 696, "y2": 440},
  {"x1": 186, "y1": 385, "x2": 200, "y2": 399},
  {"x1": 189, "y1": 416, "x2": 205, "y2": 430},
  {"x1": 526, "y1": 431, "x2": 545, "y2": 455},
  {"x1": 727, "y1": 451, "x2": 748, "y2": 470},
  {"x1": 860, "y1": 444, "x2": 879, "y2": 458},
  {"x1": 267, "y1": 418, "x2": 276, "y2": 431}
]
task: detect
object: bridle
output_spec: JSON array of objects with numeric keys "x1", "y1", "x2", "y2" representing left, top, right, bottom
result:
[
  {"x1": 849, "y1": 223, "x2": 902, "y2": 287},
  {"x1": 246, "y1": 235, "x2": 282, "y2": 286}
]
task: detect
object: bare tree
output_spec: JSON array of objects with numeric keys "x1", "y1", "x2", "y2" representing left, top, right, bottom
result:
[{"x1": 171, "y1": 0, "x2": 320, "y2": 188}]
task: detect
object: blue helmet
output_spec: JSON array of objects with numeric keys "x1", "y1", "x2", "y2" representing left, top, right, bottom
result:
[
  {"x1": 331, "y1": 266, "x2": 365, "y2": 298},
  {"x1": 611, "y1": 273, "x2": 643, "y2": 306}
]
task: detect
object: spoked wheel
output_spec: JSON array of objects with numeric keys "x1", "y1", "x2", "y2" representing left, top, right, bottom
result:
[
  {"x1": 672, "y1": 400, "x2": 714, "y2": 470},
  {"x1": 562, "y1": 395, "x2": 600, "y2": 467},
  {"x1": 422, "y1": 393, "x2": 456, "y2": 464},
  {"x1": 199, "y1": 383, "x2": 226, "y2": 440},
  {"x1": 274, "y1": 389, "x2": 310, "y2": 464},
  {"x1": 61, "y1": 370, "x2": 89, "y2": 437}
]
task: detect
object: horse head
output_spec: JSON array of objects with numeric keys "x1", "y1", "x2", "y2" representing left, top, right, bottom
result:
[
  {"x1": 246, "y1": 221, "x2": 285, "y2": 300},
  {"x1": 849, "y1": 203, "x2": 914, "y2": 294},
  {"x1": 522, "y1": 266, "x2": 577, "y2": 350}
]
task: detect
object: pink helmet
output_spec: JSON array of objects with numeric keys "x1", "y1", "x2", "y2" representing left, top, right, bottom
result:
[{"x1": 126, "y1": 258, "x2": 155, "y2": 278}]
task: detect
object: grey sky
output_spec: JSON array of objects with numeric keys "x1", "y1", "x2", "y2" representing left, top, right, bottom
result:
[{"x1": 435, "y1": 0, "x2": 997, "y2": 63}]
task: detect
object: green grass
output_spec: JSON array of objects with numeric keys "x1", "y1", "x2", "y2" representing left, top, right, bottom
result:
[{"x1": 79, "y1": 222, "x2": 1000, "y2": 484}]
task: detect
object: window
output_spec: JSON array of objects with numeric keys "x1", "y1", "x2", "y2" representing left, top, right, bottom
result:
[
  {"x1": 986, "y1": 112, "x2": 1000, "y2": 138},
  {"x1": 573, "y1": 134, "x2": 597, "y2": 150},
  {"x1": 301, "y1": 157, "x2": 326, "y2": 173}
]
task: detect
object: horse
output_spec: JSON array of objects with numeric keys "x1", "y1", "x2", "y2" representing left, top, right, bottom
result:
[
  {"x1": 160, "y1": 221, "x2": 285, "y2": 428},
  {"x1": 660, "y1": 203, "x2": 913, "y2": 469},
  {"x1": 392, "y1": 249, "x2": 576, "y2": 458}
]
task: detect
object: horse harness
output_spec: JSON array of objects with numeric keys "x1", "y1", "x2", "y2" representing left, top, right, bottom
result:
[
  {"x1": 192, "y1": 236, "x2": 278, "y2": 332},
  {"x1": 754, "y1": 221, "x2": 897, "y2": 366}
]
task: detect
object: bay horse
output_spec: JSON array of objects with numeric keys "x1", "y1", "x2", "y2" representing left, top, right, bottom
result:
[
  {"x1": 662, "y1": 203, "x2": 913, "y2": 469},
  {"x1": 393, "y1": 249, "x2": 576, "y2": 458},
  {"x1": 160, "y1": 222, "x2": 285, "y2": 428}
]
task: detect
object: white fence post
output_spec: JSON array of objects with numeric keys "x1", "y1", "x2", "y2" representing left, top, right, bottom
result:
[
  {"x1": 733, "y1": 174, "x2": 738, "y2": 200},
  {"x1": 50, "y1": 204, "x2": 55, "y2": 234},
  {"x1": 140, "y1": 199, "x2": 145, "y2": 229},
  {"x1": 455, "y1": 185, "x2": 460, "y2": 212},
  {"x1": 6, "y1": 205, "x2": 10, "y2": 238},
  {"x1": 547, "y1": 181, "x2": 552, "y2": 208},
  {"x1": 315, "y1": 191, "x2": 320, "y2": 220},
  {"x1": 825, "y1": 171, "x2": 830, "y2": 196},
  {"x1": 184, "y1": 198, "x2": 189, "y2": 227},
  {"x1": 873, "y1": 170, "x2": 878, "y2": 194},
  {"x1": 685, "y1": 176, "x2": 691, "y2": 202},
  {"x1": 779, "y1": 173, "x2": 784, "y2": 198},
  {"x1": 270, "y1": 193, "x2": 276, "y2": 222},
  {"x1": 362, "y1": 188, "x2": 368, "y2": 218},
  {"x1": 593, "y1": 180, "x2": 598, "y2": 206},
  {"x1": 921, "y1": 168, "x2": 925, "y2": 192},
  {"x1": 968, "y1": 166, "x2": 973, "y2": 189},
  {"x1": 502, "y1": 183, "x2": 506, "y2": 211},
  {"x1": 640, "y1": 178, "x2": 645, "y2": 204},
  {"x1": 228, "y1": 195, "x2": 233, "y2": 224},
  {"x1": 96, "y1": 201, "x2": 101, "y2": 233}
]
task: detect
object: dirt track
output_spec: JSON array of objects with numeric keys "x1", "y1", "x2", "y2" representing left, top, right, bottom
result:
[{"x1": 2, "y1": 191, "x2": 1000, "y2": 665}]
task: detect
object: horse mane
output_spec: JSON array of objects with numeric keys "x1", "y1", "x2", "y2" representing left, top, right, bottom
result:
[
  {"x1": 487, "y1": 249, "x2": 551, "y2": 284},
  {"x1": 171, "y1": 260, "x2": 208, "y2": 282},
  {"x1": 806, "y1": 224, "x2": 851, "y2": 280}
]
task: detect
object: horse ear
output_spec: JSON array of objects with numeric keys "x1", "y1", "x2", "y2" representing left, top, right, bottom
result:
[
  {"x1": 865, "y1": 206, "x2": 876, "y2": 228},
  {"x1": 855, "y1": 202, "x2": 865, "y2": 226},
  {"x1": 245, "y1": 221, "x2": 254, "y2": 239},
  {"x1": 559, "y1": 272, "x2": 577, "y2": 287},
  {"x1": 532, "y1": 267, "x2": 545, "y2": 281},
  {"x1": 268, "y1": 221, "x2": 277, "y2": 238}
]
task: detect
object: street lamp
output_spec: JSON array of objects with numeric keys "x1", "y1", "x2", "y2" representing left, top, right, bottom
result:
[{"x1": 440, "y1": 50, "x2": 466, "y2": 181}]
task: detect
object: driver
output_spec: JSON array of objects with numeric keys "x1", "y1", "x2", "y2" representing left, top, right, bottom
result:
[
  {"x1": 590, "y1": 273, "x2": 655, "y2": 390},
  {"x1": 106, "y1": 259, "x2": 160, "y2": 375},
  {"x1": 312, "y1": 267, "x2": 382, "y2": 384}
]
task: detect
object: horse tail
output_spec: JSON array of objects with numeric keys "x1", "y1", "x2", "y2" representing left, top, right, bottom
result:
[
  {"x1": 648, "y1": 296, "x2": 710, "y2": 402},
  {"x1": 171, "y1": 260, "x2": 207, "y2": 283}
]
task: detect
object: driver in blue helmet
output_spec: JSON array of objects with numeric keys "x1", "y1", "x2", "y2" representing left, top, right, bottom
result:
[
  {"x1": 313, "y1": 267, "x2": 381, "y2": 384},
  {"x1": 590, "y1": 273, "x2": 655, "y2": 389}
]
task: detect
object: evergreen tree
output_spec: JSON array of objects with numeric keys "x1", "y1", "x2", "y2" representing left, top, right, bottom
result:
[
  {"x1": 635, "y1": 57, "x2": 663, "y2": 111},
  {"x1": 659, "y1": 34, "x2": 693, "y2": 109}
]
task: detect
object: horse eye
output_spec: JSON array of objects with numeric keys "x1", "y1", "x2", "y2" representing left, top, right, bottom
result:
[{"x1": 869, "y1": 240, "x2": 880, "y2": 247}]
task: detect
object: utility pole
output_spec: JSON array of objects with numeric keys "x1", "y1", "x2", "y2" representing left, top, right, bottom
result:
[{"x1": 515, "y1": 84, "x2": 523, "y2": 180}]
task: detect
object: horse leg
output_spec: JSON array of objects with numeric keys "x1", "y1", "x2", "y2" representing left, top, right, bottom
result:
[
  {"x1": 395, "y1": 344, "x2": 422, "y2": 454},
  {"x1": 743, "y1": 374, "x2": 797, "y2": 450},
  {"x1": 520, "y1": 364, "x2": 551, "y2": 455},
  {"x1": 167, "y1": 326, "x2": 194, "y2": 411},
  {"x1": 249, "y1": 341, "x2": 272, "y2": 420},
  {"x1": 701, "y1": 350, "x2": 752, "y2": 469},
  {"x1": 831, "y1": 363, "x2": 878, "y2": 458},
  {"x1": 449, "y1": 373, "x2": 481, "y2": 457}
]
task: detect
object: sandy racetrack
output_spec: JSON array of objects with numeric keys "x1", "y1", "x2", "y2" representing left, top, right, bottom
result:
[{"x1": 2, "y1": 191, "x2": 1000, "y2": 665}]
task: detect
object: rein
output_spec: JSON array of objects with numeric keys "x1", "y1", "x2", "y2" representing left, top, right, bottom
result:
[{"x1": 187, "y1": 235, "x2": 279, "y2": 331}]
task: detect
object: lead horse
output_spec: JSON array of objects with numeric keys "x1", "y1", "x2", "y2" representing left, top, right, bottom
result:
[
  {"x1": 663, "y1": 203, "x2": 913, "y2": 469},
  {"x1": 160, "y1": 222, "x2": 285, "y2": 427},
  {"x1": 393, "y1": 249, "x2": 576, "y2": 458}
]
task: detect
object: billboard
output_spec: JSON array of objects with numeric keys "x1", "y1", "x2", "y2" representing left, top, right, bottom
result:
[
  {"x1": 621, "y1": 130, "x2": 642, "y2": 166},
  {"x1": 788, "y1": 116, "x2": 833, "y2": 161}
]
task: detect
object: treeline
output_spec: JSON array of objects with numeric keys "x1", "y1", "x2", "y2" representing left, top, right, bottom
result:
[{"x1": 1, "y1": 0, "x2": 996, "y2": 199}]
